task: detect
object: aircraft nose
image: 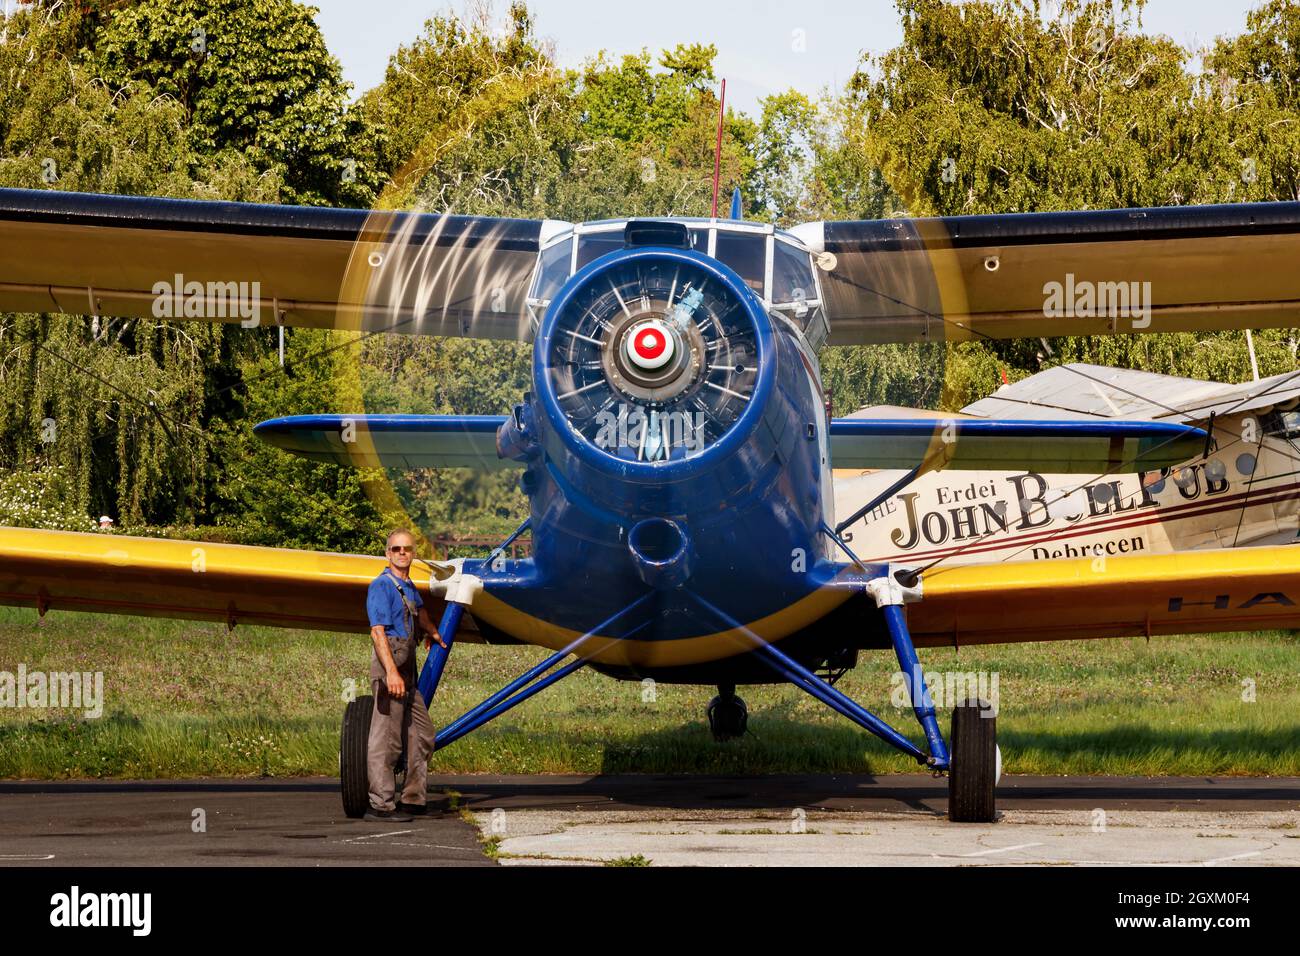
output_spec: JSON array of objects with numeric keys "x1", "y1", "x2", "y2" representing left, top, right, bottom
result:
[{"x1": 624, "y1": 319, "x2": 675, "y2": 371}]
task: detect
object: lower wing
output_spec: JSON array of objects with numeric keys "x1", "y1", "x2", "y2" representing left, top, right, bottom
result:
[
  {"x1": 3, "y1": 527, "x2": 1296, "y2": 653},
  {"x1": 908, "y1": 544, "x2": 1300, "y2": 647},
  {"x1": 0, "y1": 527, "x2": 484, "y2": 640},
  {"x1": 249, "y1": 413, "x2": 1206, "y2": 473}
]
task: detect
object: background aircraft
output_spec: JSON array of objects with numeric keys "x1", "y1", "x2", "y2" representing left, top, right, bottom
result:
[
  {"x1": 836, "y1": 364, "x2": 1300, "y2": 564},
  {"x1": 1, "y1": 184, "x2": 1299, "y2": 822}
]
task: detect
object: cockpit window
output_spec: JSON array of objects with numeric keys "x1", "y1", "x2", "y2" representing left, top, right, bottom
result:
[
  {"x1": 533, "y1": 227, "x2": 823, "y2": 335},
  {"x1": 531, "y1": 238, "x2": 572, "y2": 302},
  {"x1": 576, "y1": 232, "x2": 623, "y2": 270},
  {"x1": 713, "y1": 232, "x2": 765, "y2": 294},
  {"x1": 772, "y1": 239, "x2": 815, "y2": 307},
  {"x1": 1265, "y1": 409, "x2": 1300, "y2": 449}
]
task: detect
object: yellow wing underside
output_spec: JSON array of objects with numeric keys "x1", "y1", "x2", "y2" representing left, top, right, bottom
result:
[
  {"x1": 1, "y1": 527, "x2": 1297, "y2": 651},
  {"x1": 0, "y1": 526, "x2": 481, "y2": 640},
  {"x1": 909, "y1": 544, "x2": 1300, "y2": 646}
]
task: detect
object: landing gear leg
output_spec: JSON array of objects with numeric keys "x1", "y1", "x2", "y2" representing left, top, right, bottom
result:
[
  {"x1": 685, "y1": 570, "x2": 999, "y2": 824},
  {"x1": 868, "y1": 569, "x2": 998, "y2": 823},
  {"x1": 707, "y1": 683, "x2": 748, "y2": 741}
]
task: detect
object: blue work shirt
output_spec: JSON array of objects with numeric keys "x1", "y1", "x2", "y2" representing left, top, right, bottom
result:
[{"x1": 366, "y1": 568, "x2": 424, "y2": 639}]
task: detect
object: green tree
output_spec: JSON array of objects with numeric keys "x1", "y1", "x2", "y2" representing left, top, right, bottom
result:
[
  {"x1": 0, "y1": 6, "x2": 257, "y2": 526},
  {"x1": 751, "y1": 90, "x2": 819, "y2": 224},
  {"x1": 0, "y1": 3, "x2": 383, "y2": 540},
  {"x1": 1206, "y1": 0, "x2": 1300, "y2": 202},
  {"x1": 94, "y1": 0, "x2": 384, "y2": 206},
  {"x1": 210, "y1": 329, "x2": 405, "y2": 551}
]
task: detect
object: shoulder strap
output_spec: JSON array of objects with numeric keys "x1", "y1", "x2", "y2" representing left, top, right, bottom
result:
[{"x1": 383, "y1": 569, "x2": 418, "y2": 638}]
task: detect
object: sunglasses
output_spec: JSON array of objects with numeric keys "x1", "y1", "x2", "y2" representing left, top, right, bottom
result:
[{"x1": 388, "y1": 545, "x2": 414, "y2": 554}]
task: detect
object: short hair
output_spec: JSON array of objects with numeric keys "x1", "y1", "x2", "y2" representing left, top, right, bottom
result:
[{"x1": 385, "y1": 527, "x2": 415, "y2": 549}]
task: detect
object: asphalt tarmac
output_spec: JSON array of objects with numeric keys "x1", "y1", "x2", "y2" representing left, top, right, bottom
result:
[
  {"x1": 0, "y1": 778, "x2": 491, "y2": 866},
  {"x1": 1, "y1": 774, "x2": 1296, "y2": 866}
]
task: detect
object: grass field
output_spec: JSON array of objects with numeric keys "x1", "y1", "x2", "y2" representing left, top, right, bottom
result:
[{"x1": 0, "y1": 606, "x2": 1297, "y2": 779}]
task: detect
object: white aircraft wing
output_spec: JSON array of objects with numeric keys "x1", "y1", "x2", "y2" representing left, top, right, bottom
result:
[{"x1": 961, "y1": 363, "x2": 1300, "y2": 424}]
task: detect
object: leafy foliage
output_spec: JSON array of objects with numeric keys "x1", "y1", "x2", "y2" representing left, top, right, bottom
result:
[
  {"x1": 0, "y1": 461, "x2": 96, "y2": 531},
  {"x1": 94, "y1": 0, "x2": 384, "y2": 206}
]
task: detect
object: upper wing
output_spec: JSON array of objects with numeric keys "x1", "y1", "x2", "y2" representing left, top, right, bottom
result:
[
  {"x1": 828, "y1": 417, "x2": 1205, "y2": 472},
  {"x1": 793, "y1": 202, "x2": 1300, "y2": 345},
  {"x1": 0, "y1": 187, "x2": 554, "y2": 340},
  {"x1": 0, "y1": 526, "x2": 489, "y2": 639},
  {"x1": 906, "y1": 543, "x2": 1300, "y2": 647},
  {"x1": 253, "y1": 414, "x2": 513, "y2": 469}
]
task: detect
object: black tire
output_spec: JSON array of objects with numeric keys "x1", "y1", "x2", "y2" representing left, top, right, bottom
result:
[
  {"x1": 340, "y1": 694, "x2": 373, "y2": 819},
  {"x1": 707, "y1": 694, "x2": 748, "y2": 741},
  {"x1": 948, "y1": 697, "x2": 997, "y2": 823}
]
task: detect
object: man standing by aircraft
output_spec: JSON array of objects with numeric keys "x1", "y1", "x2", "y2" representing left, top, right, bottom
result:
[{"x1": 364, "y1": 528, "x2": 446, "y2": 822}]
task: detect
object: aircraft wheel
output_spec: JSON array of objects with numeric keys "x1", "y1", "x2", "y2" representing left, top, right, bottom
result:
[
  {"x1": 707, "y1": 688, "x2": 748, "y2": 741},
  {"x1": 948, "y1": 697, "x2": 998, "y2": 823},
  {"x1": 340, "y1": 695, "x2": 373, "y2": 819}
]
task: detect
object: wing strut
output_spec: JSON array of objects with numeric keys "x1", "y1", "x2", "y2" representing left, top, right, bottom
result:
[
  {"x1": 686, "y1": 564, "x2": 999, "y2": 822},
  {"x1": 833, "y1": 440, "x2": 954, "y2": 534},
  {"x1": 430, "y1": 591, "x2": 654, "y2": 751}
]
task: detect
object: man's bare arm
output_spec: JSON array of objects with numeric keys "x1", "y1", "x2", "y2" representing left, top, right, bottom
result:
[
  {"x1": 371, "y1": 624, "x2": 405, "y2": 697},
  {"x1": 417, "y1": 606, "x2": 446, "y2": 649}
]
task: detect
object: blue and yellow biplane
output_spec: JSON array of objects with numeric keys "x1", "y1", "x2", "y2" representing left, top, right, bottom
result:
[{"x1": 2, "y1": 184, "x2": 1299, "y2": 821}]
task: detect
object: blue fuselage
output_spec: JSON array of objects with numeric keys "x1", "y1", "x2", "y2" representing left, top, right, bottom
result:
[{"x1": 473, "y1": 246, "x2": 860, "y2": 679}]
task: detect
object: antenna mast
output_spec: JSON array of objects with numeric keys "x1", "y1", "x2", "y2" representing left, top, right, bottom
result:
[{"x1": 711, "y1": 78, "x2": 726, "y2": 218}]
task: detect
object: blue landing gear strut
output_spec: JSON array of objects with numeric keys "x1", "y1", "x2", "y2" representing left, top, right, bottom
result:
[
  {"x1": 415, "y1": 518, "x2": 533, "y2": 709},
  {"x1": 427, "y1": 592, "x2": 654, "y2": 752},
  {"x1": 870, "y1": 577, "x2": 950, "y2": 771},
  {"x1": 686, "y1": 589, "x2": 935, "y2": 766},
  {"x1": 864, "y1": 571, "x2": 999, "y2": 821},
  {"x1": 417, "y1": 601, "x2": 464, "y2": 708},
  {"x1": 687, "y1": 575, "x2": 996, "y2": 822}
]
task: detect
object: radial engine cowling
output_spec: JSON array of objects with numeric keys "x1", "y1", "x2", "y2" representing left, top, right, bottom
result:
[{"x1": 533, "y1": 246, "x2": 783, "y2": 517}]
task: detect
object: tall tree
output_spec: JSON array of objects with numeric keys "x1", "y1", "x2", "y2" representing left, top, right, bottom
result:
[
  {"x1": 0, "y1": 5, "x2": 266, "y2": 527},
  {"x1": 94, "y1": 0, "x2": 384, "y2": 206},
  {"x1": 0, "y1": 2, "x2": 383, "y2": 537}
]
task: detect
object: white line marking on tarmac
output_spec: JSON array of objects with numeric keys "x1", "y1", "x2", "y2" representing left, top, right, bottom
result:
[
  {"x1": 343, "y1": 829, "x2": 415, "y2": 843},
  {"x1": 1204, "y1": 851, "x2": 1263, "y2": 866},
  {"x1": 381, "y1": 842, "x2": 482, "y2": 851},
  {"x1": 337, "y1": 831, "x2": 477, "y2": 851},
  {"x1": 0, "y1": 854, "x2": 55, "y2": 861},
  {"x1": 963, "y1": 843, "x2": 1044, "y2": 857}
]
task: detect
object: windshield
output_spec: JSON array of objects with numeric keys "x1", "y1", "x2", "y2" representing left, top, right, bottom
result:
[
  {"x1": 530, "y1": 224, "x2": 822, "y2": 323},
  {"x1": 531, "y1": 238, "x2": 572, "y2": 302}
]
